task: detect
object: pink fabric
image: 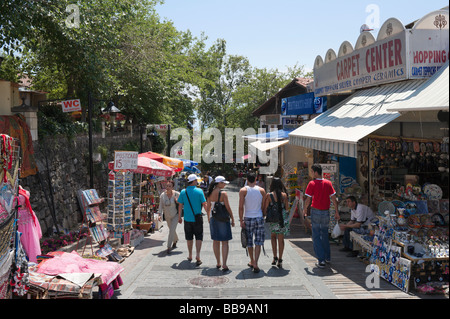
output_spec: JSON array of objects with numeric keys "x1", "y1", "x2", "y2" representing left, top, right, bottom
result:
[
  {"x1": 17, "y1": 190, "x2": 42, "y2": 263},
  {"x1": 36, "y1": 251, "x2": 124, "y2": 286}
]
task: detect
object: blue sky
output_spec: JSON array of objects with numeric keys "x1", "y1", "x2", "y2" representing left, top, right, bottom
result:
[{"x1": 155, "y1": 0, "x2": 448, "y2": 73}]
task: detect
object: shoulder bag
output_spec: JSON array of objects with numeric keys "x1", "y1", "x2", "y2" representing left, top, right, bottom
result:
[{"x1": 212, "y1": 190, "x2": 230, "y2": 222}]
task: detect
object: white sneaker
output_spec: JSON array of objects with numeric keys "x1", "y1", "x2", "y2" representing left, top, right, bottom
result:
[{"x1": 315, "y1": 261, "x2": 326, "y2": 269}]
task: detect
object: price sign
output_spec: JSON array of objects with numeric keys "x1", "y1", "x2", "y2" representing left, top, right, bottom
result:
[
  {"x1": 61, "y1": 99, "x2": 82, "y2": 113},
  {"x1": 114, "y1": 151, "x2": 138, "y2": 170}
]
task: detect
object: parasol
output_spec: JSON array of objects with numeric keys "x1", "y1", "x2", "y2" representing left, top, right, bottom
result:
[
  {"x1": 139, "y1": 152, "x2": 184, "y2": 172},
  {"x1": 108, "y1": 157, "x2": 174, "y2": 177}
]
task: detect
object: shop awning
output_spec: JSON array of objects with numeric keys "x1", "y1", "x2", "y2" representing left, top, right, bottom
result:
[
  {"x1": 386, "y1": 62, "x2": 449, "y2": 112},
  {"x1": 244, "y1": 129, "x2": 294, "y2": 140},
  {"x1": 250, "y1": 139, "x2": 289, "y2": 152},
  {"x1": 289, "y1": 80, "x2": 426, "y2": 158}
]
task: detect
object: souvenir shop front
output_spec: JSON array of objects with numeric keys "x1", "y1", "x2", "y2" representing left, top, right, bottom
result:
[
  {"x1": 289, "y1": 11, "x2": 449, "y2": 291},
  {"x1": 0, "y1": 134, "x2": 127, "y2": 299},
  {"x1": 290, "y1": 81, "x2": 449, "y2": 293}
]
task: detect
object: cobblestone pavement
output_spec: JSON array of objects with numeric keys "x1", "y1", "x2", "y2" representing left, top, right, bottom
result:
[{"x1": 115, "y1": 182, "x2": 444, "y2": 301}]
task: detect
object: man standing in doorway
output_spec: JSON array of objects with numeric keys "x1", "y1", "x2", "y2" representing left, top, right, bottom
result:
[
  {"x1": 303, "y1": 164, "x2": 340, "y2": 269},
  {"x1": 178, "y1": 174, "x2": 207, "y2": 266},
  {"x1": 239, "y1": 172, "x2": 266, "y2": 273}
]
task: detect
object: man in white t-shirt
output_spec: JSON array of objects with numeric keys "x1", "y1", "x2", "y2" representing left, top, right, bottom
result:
[{"x1": 339, "y1": 196, "x2": 374, "y2": 257}]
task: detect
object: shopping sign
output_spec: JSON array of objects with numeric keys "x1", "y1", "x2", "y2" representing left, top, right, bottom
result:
[
  {"x1": 61, "y1": 99, "x2": 82, "y2": 113},
  {"x1": 114, "y1": 151, "x2": 138, "y2": 170},
  {"x1": 313, "y1": 13, "x2": 449, "y2": 96}
]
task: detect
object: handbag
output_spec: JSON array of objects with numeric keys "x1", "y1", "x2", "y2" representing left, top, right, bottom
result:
[
  {"x1": 240, "y1": 228, "x2": 249, "y2": 256},
  {"x1": 212, "y1": 190, "x2": 230, "y2": 222},
  {"x1": 265, "y1": 193, "x2": 282, "y2": 223},
  {"x1": 186, "y1": 190, "x2": 202, "y2": 223}
]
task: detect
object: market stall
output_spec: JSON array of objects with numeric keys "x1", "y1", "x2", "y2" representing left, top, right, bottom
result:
[
  {"x1": 107, "y1": 154, "x2": 176, "y2": 236},
  {"x1": 349, "y1": 198, "x2": 449, "y2": 294}
]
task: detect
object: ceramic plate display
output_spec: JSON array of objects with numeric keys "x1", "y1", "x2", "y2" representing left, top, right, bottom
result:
[
  {"x1": 423, "y1": 184, "x2": 443, "y2": 200},
  {"x1": 431, "y1": 213, "x2": 445, "y2": 227},
  {"x1": 378, "y1": 201, "x2": 395, "y2": 216},
  {"x1": 404, "y1": 201, "x2": 418, "y2": 215},
  {"x1": 391, "y1": 200, "x2": 405, "y2": 212}
]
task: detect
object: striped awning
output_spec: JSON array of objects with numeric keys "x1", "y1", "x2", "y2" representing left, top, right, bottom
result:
[{"x1": 289, "y1": 80, "x2": 426, "y2": 158}]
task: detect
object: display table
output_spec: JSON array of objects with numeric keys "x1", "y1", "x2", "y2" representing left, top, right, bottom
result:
[
  {"x1": 31, "y1": 251, "x2": 124, "y2": 299},
  {"x1": 350, "y1": 232, "x2": 373, "y2": 252}
]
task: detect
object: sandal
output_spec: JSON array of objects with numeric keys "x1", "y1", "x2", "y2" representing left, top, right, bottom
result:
[
  {"x1": 247, "y1": 263, "x2": 254, "y2": 269},
  {"x1": 216, "y1": 265, "x2": 221, "y2": 269},
  {"x1": 252, "y1": 267, "x2": 260, "y2": 273},
  {"x1": 195, "y1": 259, "x2": 202, "y2": 266},
  {"x1": 222, "y1": 267, "x2": 230, "y2": 272},
  {"x1": 272, "y1": 257, "x2": 278, "y2": 266},
  {"x1": 277, "y1": 259, "x2": 283, "y2": 268}
]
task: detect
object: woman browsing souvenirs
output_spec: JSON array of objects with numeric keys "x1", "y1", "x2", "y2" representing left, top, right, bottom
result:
[{"x1": 158, "y1": 180, "x2": 180, "y2": 254}]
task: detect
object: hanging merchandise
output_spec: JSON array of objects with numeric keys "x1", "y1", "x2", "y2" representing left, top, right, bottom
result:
[
  {"x1": 16, "y1": 186, "x2": 42, "y2": 263},
  {"x1": 0, "y1": 135, "x2": 22, "y2": 299}
]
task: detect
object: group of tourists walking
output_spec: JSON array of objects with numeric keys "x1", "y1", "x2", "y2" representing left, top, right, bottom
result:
[
  {"x1": 158, "y1": 171, "x2": 294, "y2": 273},
  {"x1": 158, "y1": 163, "x2": 355, "y2": 272}
]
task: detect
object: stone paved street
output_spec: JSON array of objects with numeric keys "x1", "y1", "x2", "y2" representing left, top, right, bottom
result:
[{"x1": 115, "y1": 182, "x2": 442, "y2": 301}]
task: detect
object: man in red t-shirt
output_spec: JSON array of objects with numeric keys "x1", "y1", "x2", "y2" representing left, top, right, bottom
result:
[{"x1": 303, "y1": 164, "x2": 340, "y2": 269}]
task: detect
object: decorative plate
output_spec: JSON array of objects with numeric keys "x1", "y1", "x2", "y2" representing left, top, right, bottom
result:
[
  {"x1": 423, "y1": 184, "x2": 442, "y2": 200},
  {"x1": 378, "y1": 201, "x2": 395, "y2": 216},
  {"x1": 404, "y1": 201, "x2": 418, "y2": 215}
]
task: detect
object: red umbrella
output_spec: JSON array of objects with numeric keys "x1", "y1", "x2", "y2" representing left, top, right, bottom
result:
[
  {"x1": 108, "y1": 157, "x2": 174, "y2": 177},
  {"x1": 139, "y1": 152, "x2": 184, "y2": 172}
]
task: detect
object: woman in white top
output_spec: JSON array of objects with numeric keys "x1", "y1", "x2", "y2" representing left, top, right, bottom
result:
[
  {"x1": 158, "y1": 180, "x2": 180, "y2": 254},
  {"x1": 206, "y1": 176, "x2": 234, "y2": 272}
]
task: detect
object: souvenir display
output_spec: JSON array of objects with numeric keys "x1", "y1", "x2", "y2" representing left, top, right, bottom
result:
[
  {"x1": 0, "y1": 135, "x2": 22, "y2": 299},
  {"x1": 107, "y1": 170, "x2": 133, "y2": 239},
  {"x1": 77, "y1": 189, "x2": 107, "y2": 246}
]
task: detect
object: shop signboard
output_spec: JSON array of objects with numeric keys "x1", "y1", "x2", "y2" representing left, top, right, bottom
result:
[
  {"x1": 313, "y1": 11, "x2": 449, "y2": 97},
  {"x1": 61, "y1": 99, "x2": 82, "y2": 113},
  {"x1": 409, "y1": 29, "x2": 449, "y2": 78},
  {"x1": 281, "y1": 93, "x2": 327, "y2": 115},
  {"x1": 339, "y1": 157, "x2": 357, "y2": 194},
  {"x1": 314, "y1": 31, "x2": 408, "y2": 97}
]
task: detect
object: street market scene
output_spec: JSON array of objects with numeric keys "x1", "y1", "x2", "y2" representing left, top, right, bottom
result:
[{"x1": 0, "y1": 0, "x2": 449, "y2": 306}]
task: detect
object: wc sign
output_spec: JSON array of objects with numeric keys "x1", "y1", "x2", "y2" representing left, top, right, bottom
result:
[{"x1": 61, "y1": 99, "x2": 82, "y2": 113}]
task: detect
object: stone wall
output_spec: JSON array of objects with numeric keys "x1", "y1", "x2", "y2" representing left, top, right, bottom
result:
[{"x1": 20, "y1": 133, "x2": 150, "y2": 236}]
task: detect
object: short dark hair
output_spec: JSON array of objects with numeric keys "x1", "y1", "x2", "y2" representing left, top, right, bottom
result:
[
  {"x1": 311, "y1": 163, "x2": 322, "y2": 175},
  {"x1": 346, "y1": 196, "x2": 357, "y2": 204},
  {"x1": 247, "y1": 172, "x2": 256, "y2": 183}
]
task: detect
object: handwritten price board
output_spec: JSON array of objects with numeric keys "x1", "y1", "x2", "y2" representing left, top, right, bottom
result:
[{"x1": 114, "y1": 151, "x2": 138, "y2": 170}]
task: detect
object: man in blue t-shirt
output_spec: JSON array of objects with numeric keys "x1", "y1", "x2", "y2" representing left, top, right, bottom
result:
[{"x1": 177, "y1": 174, "x2": 207, "y2": 266}]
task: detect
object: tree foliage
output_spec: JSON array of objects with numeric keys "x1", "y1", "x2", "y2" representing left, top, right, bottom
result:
[{"x1": 1, "y1": 0, "x2": 312, "y2": 136}]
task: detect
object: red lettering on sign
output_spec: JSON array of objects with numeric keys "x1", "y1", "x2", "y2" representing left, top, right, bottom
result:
[
  {"x1": 336, "y1": 53, "x2": 360, "y2": 81},
  {"x1": 413, "y1": 50, "x2": 448, "y2": 64},
  {"x1": 366, "y1": 39, "x2": 403, "y2": 73}
]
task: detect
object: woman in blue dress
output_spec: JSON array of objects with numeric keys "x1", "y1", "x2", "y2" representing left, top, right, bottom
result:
[{"x1": 206, "y1": 176, "x2": 235, "y2": 272}]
